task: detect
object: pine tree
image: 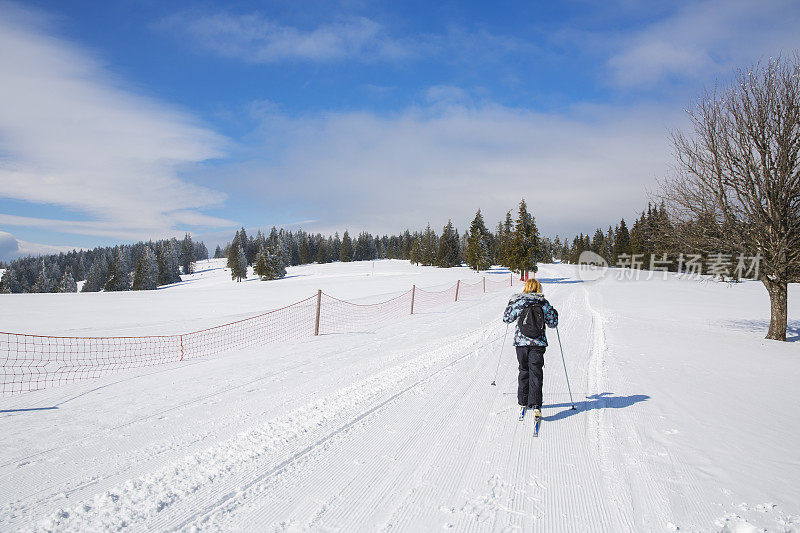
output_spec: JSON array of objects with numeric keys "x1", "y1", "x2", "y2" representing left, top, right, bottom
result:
[
  {"x1": 466, "y1": 209, "x2": 491, "y2": 271},
  {"x1": 132, "y1": 246, "x2": 159, "y2": 290},
  {"x1": 591, "y1": 229, "x2": 605, "y2": 256},
  {"x1": 57, "y1": 270, "x2": 77, "y2": 293},
  {"x1": 340, "y1": 231, "x2": 354, "y2": 262},
  {"x1": 254, "y1": 246, "x2": 270, "y2": 280},
  {"x1": 613, "y1": 219, "x2": 632, "y2": 264},
  {"x1": 158, "y1": 241, "x2": 182, "y2": 285},
  {"x1": 179, "y1": 233, "x2": 194, "y2": 275},
  {"x1": 104, "y1": 248, "x2": 131, "y2": 291},
  {"x1": 0, "y1": 267, "x2": 20, "y2": 293},
  {"x1": 214, "y1": 245, "x2": 223, "y2": 258},
  {"x1": 409, "y1": 234, "x2": 422, "y2": 265},
  {"x1": 0, "y1": 269, "x2": 11, "y2": 294},
  {"x1": 82, "y1": 255, "x2": 109, "y2": 292},
  {"x1": 436, "y1": 220, "x2": 460, "y2": 268},
  {"x1": 299, "y1": 233, "x2": 311, "y2": 264},
  {"x1": 421, "y1": 224, "x2": 438, "y2": 266},
  {"x1": 496, "y1": 210, "x2": 514, "y2": 267},
  {"x1": 254, "y1": 244, "x2": 287, "y2": 280},
  {"x1": 32, "y1": 261, "x2": 50, "y2": 293},
  {"x1": 331, "y1": 232, "x2": 342, "y2": 260},
  {"x1": 508, "y1": 199, "x2": 540, "y2": 276},
  {"x1": 268, "y1": 245, "x2": 287, "y2": 279},
  {"x1": 231, "y1": 243, "x2": 247, "y2": 281},
  {"x1": 227, "y1": 230, "x2": 241, "y2": 272},
  {"x1": 315, "y1": 239, "x2": 330, "y2": 263}
]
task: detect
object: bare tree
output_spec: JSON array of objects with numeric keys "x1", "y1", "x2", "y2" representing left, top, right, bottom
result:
[{"x1": 661, "y1": 55, "x2": 800, "y2": 341}]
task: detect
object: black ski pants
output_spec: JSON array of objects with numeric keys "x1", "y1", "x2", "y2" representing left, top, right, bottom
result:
[{"x1": 516, "y1": 345, "x2": 546, "y2": 407}]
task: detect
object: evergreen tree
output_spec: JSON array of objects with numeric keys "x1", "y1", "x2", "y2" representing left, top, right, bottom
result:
[
  {"x1": 508, "y1": 199, "x2": 540, "y2": 276},
  {"x1": 158, "y1": 241, "x2": 182, "y2": 285},
  {"x1": 227, "y1": 230, "x2": 241, "y2": 272},
  {"x1": 82, "y1": 255, "x2": 109, "y2": 292},
  {"x1": 32, "y1": 261, "x2": 51, "y2": 293},
  {"x1": 496, "y1": 210, "x2": 514, "y2": 267},
  {"x1": 276, "y1": 236, "x2": 291, "y2": 270},
  {"x1": 591, "y1": 229, "x2": 605, "y2": 256},
  {"x1": 421, "y1": 224, "x2": 438, "y2": 266},
  {"x1": 57, "y1": 270, "x2": 77, "y2": 293},
  {"x1": 340, "y1": 230, "x2": 354, "y2": 262},
  {"x1": 409, "y1": 234, "x2": 422, "y2": 265},
  {"x1": 254, "y1": 246, "x2": 270, "y2": 280},
  {"x1": 75, "y1": 256, "x2": 86, "y2": 281},
  {"x1": 253, "y1": 230, "x2": 266, "y2": 263},
  {"x1": 214, "y1": 245, "x2": 223, "y2": 258},
  {"x1": 613, "y1": 219, "x2": 632, "y2": 264},
  {"x1": 230, "y1": 243, "x2": 247, "y2": 281},
  {"x1": 132, "y1": 246, "x2": 159, "y2": 290},
  {"x1": 299, "y1": 233, "x2": 311, "y2": 264},
  {"x1": 104, "y1": 248, "x2": 131, "y2": 291},
  {"x1": 254, "y1": 244, "x2": 287, "y2": 280},
  {"x1": 436, "y1": 220, "x2": 460, "y2": 267},
  {"x1": 180, "y1": 233, "x2": 194, "y2": 275},
  {"x1": 466, "y1": 209, "x2": 492, "y2": 271},
  {"x1": 193, "y1": 241, "x2": 209, "y2": 261},
  {"x1": 315, "y1": 239, "x2": 330, "y2": 263},
  {"x1": 331, "y1": 232, "x2": 342, "y2": 260},
  {"x1": 0, "y1": 267, "x2": 20, "y2": 293}
]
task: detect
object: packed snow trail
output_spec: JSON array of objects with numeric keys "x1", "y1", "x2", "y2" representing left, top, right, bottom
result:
[{"x1": 1, "y1": 261, "x2": 798, "y2": 531}]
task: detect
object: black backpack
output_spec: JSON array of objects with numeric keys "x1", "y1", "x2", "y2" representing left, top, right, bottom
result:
[{"x1": 517, "y1": 301, "x2": 546, "y2": 339}]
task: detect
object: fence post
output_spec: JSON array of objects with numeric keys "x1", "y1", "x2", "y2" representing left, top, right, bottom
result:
[
  {"x1": 410, "y1": 284, "x2": 416, "y2": 314},
  {"x1": 455, "y1": 279, "x2": 460, "y2": 302},
  {"x1": 180, "y1": 335, "x2": 184, "y2": 361},
  {"x1": 314, "y1": 289, "x2": 322, "y2": 336},
  {"x1": 483, "y1": 277, "x2": 486, "y2": 293}
]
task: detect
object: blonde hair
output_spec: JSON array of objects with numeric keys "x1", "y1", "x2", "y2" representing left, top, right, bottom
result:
[{"x1": 523, "y1": 278, "x2": 542, "y2": 294}]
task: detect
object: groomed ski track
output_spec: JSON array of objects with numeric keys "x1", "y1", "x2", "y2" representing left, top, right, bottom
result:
[{"x1": 2, "y1": 263, "x2": 798, "y2": 531}]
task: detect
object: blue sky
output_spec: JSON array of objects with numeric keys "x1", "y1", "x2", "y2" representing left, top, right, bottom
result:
[{"x1": 1, "y1": 0, "x2": 799, "y2": 259}]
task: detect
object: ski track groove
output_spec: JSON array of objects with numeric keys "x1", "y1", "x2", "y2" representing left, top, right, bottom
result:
[
  {"x1": 586, "y1": 288, "x2": 715, "y2": 532},
  {"x1": 189, "y1": 310, "x2": 506, "y2": 531},
  {"x1": 145, "y1": 333, "x2": 494, "y2": 532}
]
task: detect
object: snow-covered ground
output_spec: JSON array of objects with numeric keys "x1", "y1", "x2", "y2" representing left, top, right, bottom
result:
[{"x1": 0, "y1": 260, "x2": 798, "y2": 532}]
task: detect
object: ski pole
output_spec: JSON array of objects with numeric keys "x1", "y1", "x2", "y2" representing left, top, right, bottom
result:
[
  {"x1": 555, "y1": 326, "x2": 577, "y2": 410},
  {"x1": 491, "y1": 323, "x2": 510, "y2": 386}
]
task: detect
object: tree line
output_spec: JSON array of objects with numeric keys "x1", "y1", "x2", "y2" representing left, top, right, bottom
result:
[
  {"x1": 555, "y1": 202, "x2": 673, "y2": 268},
  {"x1": 0, "y1": 235, "x2": 208, "y2": 293},
  {"x1": 220, "y1": 199, "x2": 546, "y2": 281}
]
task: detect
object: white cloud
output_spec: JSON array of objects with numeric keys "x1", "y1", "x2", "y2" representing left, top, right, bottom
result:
[
  {"x1": 156, "y1": 12, "x2": 414, "y2": 63},
  {"x1": 0, "y1": 230, "x2": 79, "y2": 261},
  {"x1": 607, "y1": 0, "x2": 800, "y2": 87},
  {"x1": 225, "y1": 100, "x2": 682, "y2": 237},
  {"x1": 154, "y1": 11, "x2": 539, "y2": 66},
  {"x1": 0, "y1": 2, "x2": 235, "y2": 241}
]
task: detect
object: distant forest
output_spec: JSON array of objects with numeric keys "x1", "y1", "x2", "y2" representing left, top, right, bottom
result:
[
  {"x1": 0, "y1": 198, "x2": 676, "y2": 293},
  {"x1": 0, "y1": 235, "x2": 208, "y2": 294},
  {"x1": 218, "y1": 198, "x2": 674, "y2": 283}
]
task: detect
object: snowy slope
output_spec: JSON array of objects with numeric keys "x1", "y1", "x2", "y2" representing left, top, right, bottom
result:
[
  {"x1": 0, "y1": 261, "x2": 798, "y2": 532},
  {"x1": 0, "y1": 259, "x2": 502, "y2": 336}
]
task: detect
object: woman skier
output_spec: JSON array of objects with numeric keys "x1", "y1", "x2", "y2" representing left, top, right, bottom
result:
[{"x1": 503, "y1": 278, "x2": 559, "y2": 420}]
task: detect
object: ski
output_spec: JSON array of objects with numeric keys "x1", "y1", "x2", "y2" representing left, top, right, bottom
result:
[
  {"x1": 518, "y1": 406, "x2": 526, "y2": 421},
  {"x1": 533, "y1": 411, "x2": 542, "y2": 437}
]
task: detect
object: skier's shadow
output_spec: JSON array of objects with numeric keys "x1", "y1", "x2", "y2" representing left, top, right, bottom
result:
[{"x1": 542, "y1": 392, "x2": 650, "y2": 422}]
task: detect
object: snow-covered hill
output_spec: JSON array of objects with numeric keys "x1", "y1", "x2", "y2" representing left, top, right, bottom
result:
[{"x1": 0, "y1": 260, "x2": 798, "y2": 531}]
